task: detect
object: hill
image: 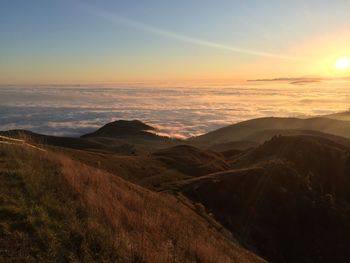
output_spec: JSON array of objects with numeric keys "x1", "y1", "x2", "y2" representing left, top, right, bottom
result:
[
  {"x1": 2, "y1": 117, "x2": 350, "y2": 262},
  {"x1": 243, "y1": 129, "x2": 350, "y2": 146},
  {"x1": 323, "y1": 110, "x2": 350, "y2": 121},
  {"x1": 6, "y1": 117, "x2": 350, "y2": 156},
  {"x1": 189, "y1": 117, "x2": 350, "y2": 147},
  {"x1": 81, "y1": 120, "x2": 180, "y2": 151},
  {"x1": 0, "y1": 143, "x2": 264, "y2": 263},
  {"x1": 152, "y1": 145, "x2": 229, "y2": 177},
  {"x1": 81, "y1": 120, "x2": 155, "y2": 138},
  {"x1": 0, "y1": 120, "x2": 181, "y2": 155},
  {"x1": 52, "y1": 147, "x2": 191, "y2": 189},
  {"x1": 174, "y1": 135, "x2": 350, "y2": 263},
  {"x1": 0, "y1": 129, "x2": 132, "y2": 153},
  {"x1": 208, "y1": 141, "x2": 259, "y2": 152}
]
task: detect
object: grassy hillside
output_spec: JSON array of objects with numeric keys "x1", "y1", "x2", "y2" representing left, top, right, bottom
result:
[
  {"x1": 3, "y1": 117, "x2": 350, "y2": 262},
  {"x1": 153, "y1": 145, "x2": 229, "y2": 177},
  {"x1": 0, "y1": 143, "x2": 264, "y2": 263},
  {"x1": 207, "y1": 141, "x2": 258, "y2": 152},
  {"x1": 53, "y1": 147, "x2": 191, "y2": 189},
  {"x1": 0, "y1": 130, "x2": 135, "y2": 155}
]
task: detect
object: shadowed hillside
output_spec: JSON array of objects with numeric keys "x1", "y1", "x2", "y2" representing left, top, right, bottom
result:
[
  {"x1": 231, "y1": 135, "x2": 350, "y2": 197},
  {"x1": 153, "y1": 145, "x2": 229, "y2": 177},
  {"x1": 207, "y1": 141, "x2": 259, "y2": 152},
  {"x1": 176, "y1": 135, "x2": 350, "y2": 263}
]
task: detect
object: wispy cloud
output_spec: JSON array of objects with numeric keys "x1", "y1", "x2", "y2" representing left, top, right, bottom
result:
[{"x1": 78, "y1": 1, "x2": 305, "y2": 61}]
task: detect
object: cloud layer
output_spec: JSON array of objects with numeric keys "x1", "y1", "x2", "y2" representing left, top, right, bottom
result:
[{"x1": 1, "y1": 81, "x2": 349, "y2": 138}]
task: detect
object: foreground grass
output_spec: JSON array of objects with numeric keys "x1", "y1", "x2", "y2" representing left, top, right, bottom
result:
[{"x1": 0, "y1": 144, "x2": 263, "y2": 262}]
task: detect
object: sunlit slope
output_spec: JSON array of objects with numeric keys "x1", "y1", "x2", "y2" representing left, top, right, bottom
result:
[
  {"x1": 190, "y1": 117, "x2": 350, "y2": 147},
  {"x1": 0, "y1": 144, "x2": 264, "y2": 263},
  {"x1": 53, "y1": 147, "x2": 191, "y2": 189}
]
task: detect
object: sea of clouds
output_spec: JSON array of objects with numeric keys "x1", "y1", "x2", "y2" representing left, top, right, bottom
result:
[{"x1": 1, "y1": 80, "x2": 349, "y2": 138}]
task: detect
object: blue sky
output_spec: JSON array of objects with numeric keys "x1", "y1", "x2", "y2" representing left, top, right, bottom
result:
[{"x1": 1, "y1": 0, "x2": 350, "y2": 84}]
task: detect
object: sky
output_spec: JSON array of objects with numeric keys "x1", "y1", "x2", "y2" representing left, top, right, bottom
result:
[{"x1": 1, "y1": 0, "x2": 350, "y2": 84}]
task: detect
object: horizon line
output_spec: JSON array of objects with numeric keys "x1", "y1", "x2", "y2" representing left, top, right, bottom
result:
[{"x1": 2, "y1": 76, "x2": 350, "y2": 87}]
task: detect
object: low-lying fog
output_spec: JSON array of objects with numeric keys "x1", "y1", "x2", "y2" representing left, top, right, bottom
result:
[{"x1": 1, "y1": 80, "x2": 349, "y2": 138}]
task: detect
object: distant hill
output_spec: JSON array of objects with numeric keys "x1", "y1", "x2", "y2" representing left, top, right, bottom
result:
[
  {"x1": 0, "y1": 129, "x2": 137, "y2": 154},
  {"x1": 198, "y1": 128, "x2": 350, "y2": 153},
  {"x1": 81, "y1": 120, "x2": 155, "y2": 138},
  {"x1": 190, "y1": 117, "x2": 350, "y2": 147},
  {"x1": 243, "y1": 129, "x2": 350, "y2": 146},
  {"x1": 4, "y1": 117, "x2": 350, "y2": 155},
  {"x1": 0, "y1": 120, "x2": 181, "y2": 155},
  {"x1": 175, "y1": 135, "x2": 350, "y2": 263},
  {"x1": 323, "y1": 110, "x2": 350, "y2": 121},
  {"x1": 81, "y1": 120, "x2": 180, "y2": 151}
]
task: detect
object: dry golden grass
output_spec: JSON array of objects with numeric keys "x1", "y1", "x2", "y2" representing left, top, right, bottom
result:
[{"x1": 0, "y1": 143, "x2": 264, "y2": 262}]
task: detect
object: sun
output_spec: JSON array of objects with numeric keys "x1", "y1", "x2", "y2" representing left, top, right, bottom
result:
[{"x1": 335, "y1": 57, "x2": 350, "y2": 70}]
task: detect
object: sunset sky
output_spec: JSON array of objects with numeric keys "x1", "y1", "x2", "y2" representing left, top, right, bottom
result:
[{"x1": 1, "y1": 0, "x2": 350, "y2": 84}]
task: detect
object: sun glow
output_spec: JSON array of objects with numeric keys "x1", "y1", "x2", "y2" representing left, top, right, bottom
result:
[{"x1": 335, "y1": 57, "x2": 350, "y2": 70}]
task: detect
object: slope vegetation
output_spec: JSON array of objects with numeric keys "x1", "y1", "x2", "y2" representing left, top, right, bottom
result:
[
  {"x1": 153, "y1": 145, "x2": 229, "y2": 177},
  {"x1": 0, "y1": 143, "x2": 264, "y2": 263}
]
